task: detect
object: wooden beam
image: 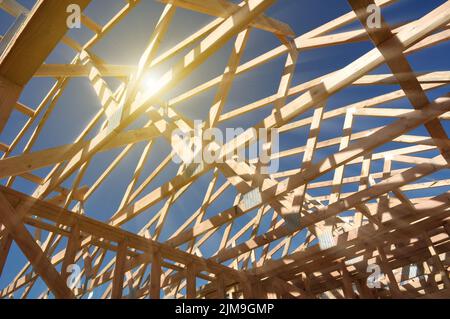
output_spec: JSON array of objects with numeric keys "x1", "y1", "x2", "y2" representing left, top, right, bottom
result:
[
  {"x1": 186, "y1": 263, "x2": 197, "y2": 299},
  {"x1": 61, "y1": 223, "x2": 81, "y2": 284},
  {"x1": 158, "y1": 0, "x2": 294, "y2": 37},
  {"x1": 111, "y1": 241, "x2": 127, "y2": 299},
  {"x1": 0, "y1": 76, "x2": 21, "y2": 134},
  {"x1": 0, "y1": 234, "x2": 13, "y2": 277},
  {"x1": 0, "y1": 0, "x2": 92, "y2": 133},
  {"x1": 150, "y1": 251, "x2": 162, "y2": 299},
  {"x1": 341, "y1": 263, "x2": 356, "y2": 298}
]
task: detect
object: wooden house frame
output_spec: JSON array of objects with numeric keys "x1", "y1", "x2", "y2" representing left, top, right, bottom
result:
[{"x1": 0, "y1": 0, "x2": 449, "y2": 299}]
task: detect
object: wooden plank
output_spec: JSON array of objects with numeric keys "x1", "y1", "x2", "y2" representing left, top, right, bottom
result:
[
  {"x1": 0, "y1": 0, "x2": 92, "y2": 133},
  {"x1": 186, "y1": 263, "x2": 197, "y2": 299},
  {"x1": 150, "y1": 251, "x2": 162, "y2": 299},
  {"x1": 341, "y1": 263, "x2": 356, "y2": 298},
  {"x1": 111, "y1": 241, "x2": 127, "y2": 299},
  {"x1": 0, "y1": 125, "x2": 161, "y2": 179}
]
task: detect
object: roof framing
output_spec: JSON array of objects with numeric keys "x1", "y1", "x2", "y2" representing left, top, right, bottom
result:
[{"x1": 0, "y1": 0, "x2": 449, "y2": 299}]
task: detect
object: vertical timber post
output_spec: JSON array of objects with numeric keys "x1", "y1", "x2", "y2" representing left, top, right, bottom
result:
[
  {"x1": 185, "y1": 263, "x2": 197, "y2": 299},
  {"x1": 112, "y1": 240, "x2": 127, "y2": 299},
  {"x1": 150, "y1": 249, "x2": 161, "y2": 299}
]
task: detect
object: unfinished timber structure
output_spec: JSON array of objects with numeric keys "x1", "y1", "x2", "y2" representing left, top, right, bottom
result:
[{"x1": 0, "y1": 0, "x2": 449, "y2": 299}]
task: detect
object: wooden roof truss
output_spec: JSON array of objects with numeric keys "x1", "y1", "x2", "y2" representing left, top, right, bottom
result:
[{"x1": 0, "y1": 0, "x2": 449, "y2": 299}]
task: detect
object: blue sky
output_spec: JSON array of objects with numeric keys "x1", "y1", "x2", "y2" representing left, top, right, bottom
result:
[{"x1": 0, "y1": 0, "x2": 449, "y2": 298}]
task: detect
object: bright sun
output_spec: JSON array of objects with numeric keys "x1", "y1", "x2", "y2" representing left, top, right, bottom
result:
[
  {"x1": 141, "y1": 73, "x2": 158, "y2": 90},
  {"x1": 139, "y1": 73, "x2": 165, "y2": 98}
]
